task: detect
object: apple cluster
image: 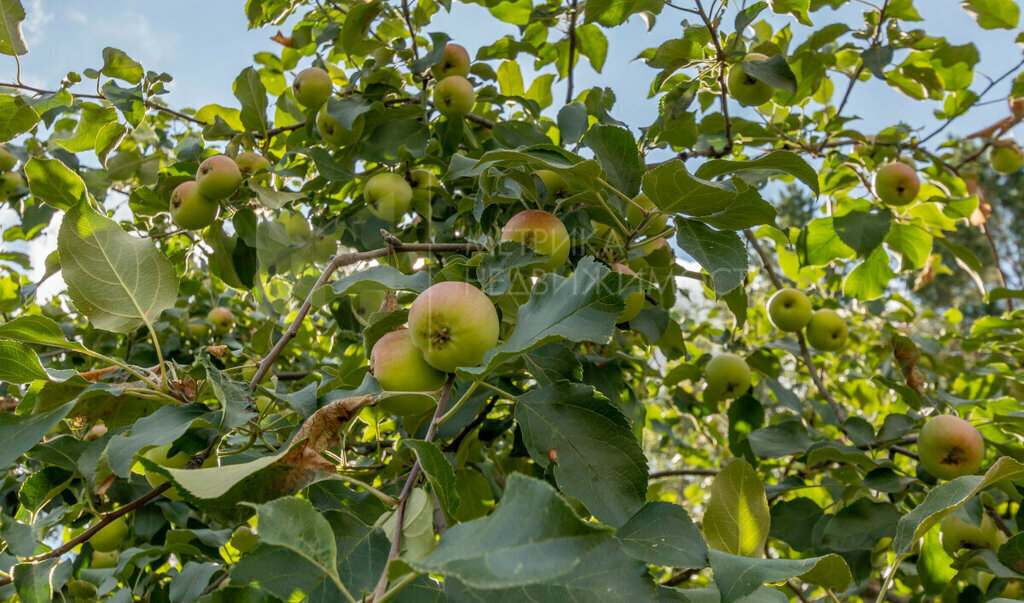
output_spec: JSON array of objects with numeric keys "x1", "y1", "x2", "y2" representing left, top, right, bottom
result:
[
  {"x1": 431, "y1": 44, "x2": 475, "y2": 118},
  {"x1": 169, "y1": 153, "x2": 270, "y2": 230},
  {"x1": 0, "y1": 147, "x2": 25, "y2": 201}
]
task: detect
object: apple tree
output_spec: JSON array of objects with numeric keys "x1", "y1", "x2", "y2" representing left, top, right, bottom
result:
[{"x1": 3, "y1": 0, "x2": 1024, "y2": 600}]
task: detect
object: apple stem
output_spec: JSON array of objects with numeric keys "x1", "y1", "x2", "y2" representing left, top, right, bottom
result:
[{"x1": 371, "y1": 373, "x2": 457, "y2": 601}]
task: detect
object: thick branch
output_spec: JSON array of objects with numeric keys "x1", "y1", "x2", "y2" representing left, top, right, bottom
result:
[{"x1": 371, "y1": 373, "x2": 457, "y2": 600}]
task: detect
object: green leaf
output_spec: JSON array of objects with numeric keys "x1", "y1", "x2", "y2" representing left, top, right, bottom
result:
[
  {"x1": 832, "y1": 210, "x2": 891, "y2": 254},
  {"x1": 917, "y1": 526, "x2": 956, "y2": 595},
  {"x1": 101, "y1": 47, "x2": 143, "y2": 84},
  {"x1": 52, "y1": 102, "x2": 117, "y2": 152},
  {"x1": 709, "y1": 550, "x2": 852, "y2": 603},
  {"x1": 169, "y1": 562, "x2": 220, "y2": 603},
  {"x1": 892, "y1": 457, "x2": 1024, "y2": 555},
  {"x1": 642, "y1": 159, "x2": 740, "y2": 217},
  {"x1": 842, "y1": 247, "x2": 896, "y2": 301},
  {"x1": 477, "y1": 242, "x2": 543, "y2": 295},
  {"x1": 165, "y1": 446, "x2": 291, "y2": 499},
  {"x1": 0, "y1": 94, "x2": 39, "y2": 141},
  {"x1": 25, "y1": 157, "x2": 88, "y2": 210},
  {"x1": 0, "y1": 0, "x2": 28, "y2": 56},
  {"x1": 203, "y1": 357, "x2": 255, "y2": 429},
  {"x1": 411, "y1": 474, "x2": 612, "y2": 588},
  {"x1": 331, "y1": 265, "x2": 432, "y2": 296},
  {"x1": 444, "y1": 541, "x2": 657, "y2": 601},
  {"x1": 233, "y1": 66, "x2": 268, "y2": 137},
  {"x1": 583, "y1": 125, "x2": 643, "y2": 197},
  {"x1": 702, "y1": 459, "x2": 769, "y2": 557},
  {"x1": 516, "y1": 382, "x2": 648, "y2": 527},
  {"x1": 962, "y1": 0, "x2": 1019, "y2": 29},
  {"x1": 233, "y1": 497, "x2": 350, "y2": 600},
  {"x1": 797, "y1": 218, "x2": 855, "y2": 266},
  {"x1": 819, "y1": 498, "x2": 902, "y2": 551},
  {"x1": 747, "y1": 421, "x2": 813, "y2": 458},
  {"x1": 12, "y1": 560, "x2": 58, "y2": 603},
  {"x1": 497, "y1": 60, "x2": 525, "y2": 97},
  {"x1": 616, "y1": 501, "x2": 709, "y2": 569},
  {"x1": 741, "y1": 55, "x2": 798, "y2": 93},
  {"x1": 576, "y1": 24, "x2": 609, "y2": 72},
  {"x1": 584, "y1": 0, "x2": 663, "y2": 27},
  {"x1": 57, "y1": 202, "x2": 179, "y2": 333},
  {"x1": 105, "y1": 403, "x2": 212, "y2": 476},
  {"x1": 404, "y1": 439, "x2": 460, "y2": 524},
  {"x1": 768, "y1": 0, "x2": 812, "y2": 26},
  {"x1": 694, "y1": 151, "x2": 819, "y2": 195},
  {"x1": 462, "y1": 258, "x2": 622, "y2": 376},
  {"x1": 0, "y1": 401, "x2": 76, "y2": 470},
  {"x1": 674, "y1": 220, "x2": 748, "y2": 295},
  {"x1": 0, "y1": 339, "x2": 48, "y2": 383},
  {"x1": 885, "y1": 222, "x2": 932, "y2": 270},
  {"x1": 557, "y1": 102, "x2": 588, "y2": 144}
]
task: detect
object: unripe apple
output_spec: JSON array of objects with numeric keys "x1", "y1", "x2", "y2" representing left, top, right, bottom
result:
[
  {"x1": 188, "y1": 317, "x2": 210, "y2": 337},
  {"x1": 0, "y1": 171, "x2": 25, "y2": 200},
  {"x1": 408, "y1": 169, "x2": 441, "y2": 203},
  {"x1": 500, "y1": 209, "x2": 571, "y2": 273},
  {"x1": 767, "y1": 288, "x2": 813, "y2": 332},
  {"x1": 940, "y1": 513, "x2": 1005, "y2": 555},
  {"x1": 409, "y1": 281, "x2": 499, "y2": 373},
  {"x1": 432, "y1": 44, "x2": 471, "y2": 80},
  {"x1": 142, "y1": 444, "x2": 190, "y2": 500},
  {"x1": 641, "y1": 237, "x2": 673, "y2": 266},
  {"x1": 352, "y1": 289, "x2": 386, "y2": 324},
  {"x1": 704, "y1": 353, "x2": 752, "y2": 401},
  {"x1": 235, "y1": 152, "x2": 272, "y2": 185},
  {"x1": 207, "y1": 306, "x2": 234, "y2": 334},
  {"x1": 91, "y1": 550, "x2": 119, "y2": 569},
  {"x1": 365, "y1": 173, "x2": 413, "y2": 222},
  {"x1": 611, "y1": 263, "x2": 644, "y2": 322},
  {"x1": 90, "y1": 516, "x2": 129, "y2": 552},
  {"x1": 433, "y1": 75, "x2": 475, "y2": 117},
  {"x1": 292, "y1": 67, "x2": 333, "y2": 108},
  {"x1": 626, "y1": 193, "x2": 667, "y2": 236},
  {"x1": 169, "y1": 181, "x2": 219, "y2": 230},
  {"x1": 86, "y1": 424, "x2": 108, "y2": 441},
  {"x1": 230, "y1": 526, "x2": 259, "y2": 553},
  {"x1": 316, "y1": 103, "x2": 364, "y2": 147},
  {"x1": 918, "y1": 415, "x2": 984, "y2": 480},
  {"x1": 535, "y1": 169, "x2": 569, "y2": 199},
  {"x1": 989, "y1": 141, "x2": 1024, "y2": 174},
  {"x1": 727, "y1": 53, "x2": 774, "y2": 107},
  {"x1": 873, "y1": 162, "x2": 920, "y2": 206},
  {"x1": 805, "y1": 309, "x2": 848, "y2": 351},
  {"x1": 279, "y1": 210, "x2": 312, "y2": 242},
  {"x1": 371, "y1": 329, "x2": 447, "y2": 415},
  {"x1": 0, "y1": 148, "x2": 17, "y2": 171},
  {"x1": 196, "y1": 155, "x2": 243, "y2": 200}
]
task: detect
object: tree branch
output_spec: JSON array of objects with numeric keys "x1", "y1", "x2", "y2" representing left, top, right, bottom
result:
[
  {"x1": 695, "y1": 0, "x2": 732, "y2": 156},
  {"x1": 371, "y1": 373, "x2": 457, "y2": 600},
  {"x1": 566, "y1": 0, "x2": 579, "y2": 105},
  {"x1": 648, "y1": 468, "x2": 719, "y2": 478}
]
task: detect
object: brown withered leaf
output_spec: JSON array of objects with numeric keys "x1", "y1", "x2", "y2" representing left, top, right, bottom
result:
[
  {"x1": 169, "y1": 379, "x2": 197, "y2": 402},
  {"x1": 270, "y1": 30, "x2": 292, "y2": 47},
  {"x1": 381, "y1": 290, "x2": 399, "y2": 313},
  {"x1": 78, "y1": 366, "x2": 119, "y2": 382},
  {"x1": 281, "y1": 395, "x2": 375, "y2": 468},
  {"x1": 206, "y1": 345, "x2": 229, "y2": 358}
]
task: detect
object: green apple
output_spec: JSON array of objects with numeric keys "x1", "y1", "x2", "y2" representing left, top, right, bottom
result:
[
  {"x1": 873, "y1": 162, "x2": 920, "y2": 206},
  {"x1": 316, "y1": 103, "x2": 364, "y2": 147},
  {"x1": 235, "y1": 152, "x2": 272, "y2": 185},
  {"x1": 626, "y1": 193, "x2": 667, "y2": 236},
  {"x1": 612, "y1": 263, "x2": 644, "y2": 322},
  {"x1": 727, "y1": 53, "x2": 774, "y2": 107},
  {"x1": 207, "y1": 306, "x2": 234, "y2": 334},
  {"x1": 292, "y1": 67, "x2": 333, "y2": 108},
  {"x1": 365, "y1": 173, "x2": 413, "y2": 222},
  {"x1": 432, "y1": 43, "x2": 471, "y2": 80},
  {"x1": 196, "y1": 155, "x2": 243, "y2": 200},
  {"x1": 767, "y1": 288, "x2": 813, "y2": 332},
  {"x1": 0, "y1": 171, "x2": 25, "y2": 200},
  {"x1": 940, "y1": 513, "x2": 1005, "y2": 555},
  {"x1": 352, "y1": 289, "x2": 386, "y2": 324},
  {"x1": 371, "y1": 329, "x2": 447, "y2": 415},
  {"x1": 989, "y1": 141, "x2": 1024, "y2": 174},
  {"x1": 805, "y1": 309, "x2": 848, "y2": 351},
  {"x1": 704, "y1": 353, "x2": 751, "y2": 401},
  {"x1": 279, "y1": 210, "x2": 312, "y2": 242},
  {"x1": 535, "y1": 169, "x2": 569, "y2": 199},
  {"x1": 500, "y1": 209, "x2": 571, "y2": 273},
  {"x1": 433, "y1": 75, "x2": 475, "y2": 117},
  {"x1": 230, "y1": 526, "x2": 259, "y2": 553},
  {"x1": 90, "y1": 516, "x2": 129, "y2": 552},
  {"x1": 918, "y1": 415, "x2": 984, "y2": 480},
  {"x1": 408, "y1": 169, "x2": 441, "y2": 203},
  {"x1": 0, "y1": 148, "x2": 17, "y2": 172},
  {"x1": 188, "y1": 317, "x2": 210, "y2": 337},
  {"x1": 409, "y1": 281, "x2": 499, "y2": 372},
  {"x1": 169, "y1": 181, "x2": 219, "y2": 230},
  {"x1": 142, "y1": 444, "x2": 191, "y2": 500},
  {"x1": 640, "y1": 237, "x2": 674, "y2": 267},
  {"x1": 91, "y1": 550, "x2": 119, "y2": 569}
]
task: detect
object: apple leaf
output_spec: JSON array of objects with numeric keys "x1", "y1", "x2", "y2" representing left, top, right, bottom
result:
[
  {"x1": 709, "y1": 550, "x2": 852, "y2": 603},
  {"x1": 58, "y1": 202, "x2": 179, "y2": 334},
  {"x1": 403, "y1": 440, "x2": 460, "y2": 524},
  {"x1": 962, "y1": 0, "x2": 1019, "y2": 29},
  {"x1": 100, "y1": 47, "x2": 143, "y2": 84},
  {"x1": 674, "y1": 219, "x2": 748, "y2": 295},
  {"x1": 104, "y1": 403, "x2": 213, "y2": 477},
  {"x1": 702, "y1": 458, "x2": 769, "y2": 557},
  {"x1": 25, "y1": 157, "x2": 88, "y2": 211},
  {"x1": 583, "y1": 124, "x2": 643, "y2": 197},
  {"x1": 331, "y1": 265, "x2": 433, "y2": 296},
  {"x1": 410, "y1": 474, "x2": 612, "y2": 588},
  {"x1": 833, "y1": 210, "x2": 891, "y2": 254},
  {"x1": 0, "y1": 0, "x2": 28, "y2": 56},
  {"x1": 616, "y1": 501, "x2": 709, "y2": 569},
  {"x1": 233, "y1": 66, "x2": 268, "y2": 137},
  {"x1": 0, "y1": 340, "x2": 49, "y2": 384},
  {"x1": 0, "y1": 400, "x2": 76, "y2": 471},
  {"x1": 642, "y1": 159, "x2": 739, "y2": 217},
  {"x1": 0, "y1": 94, "x2": 38, "y2": 142},
  {"x1": 515, "y1": 381, "x2": 648, "y2": 527}
]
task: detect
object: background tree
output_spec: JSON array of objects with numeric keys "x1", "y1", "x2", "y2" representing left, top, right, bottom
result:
[{"x1": 2, "y1": 1, "x2": 1024, "y2": 601}]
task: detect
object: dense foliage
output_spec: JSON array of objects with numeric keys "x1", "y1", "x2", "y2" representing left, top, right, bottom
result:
[{"x1": 2, "y1": 0, "x2": 1024, "y2": 601}]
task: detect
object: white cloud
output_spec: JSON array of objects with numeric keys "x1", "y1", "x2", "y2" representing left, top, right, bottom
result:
[{"x1": 22, "y1": 0, "x2": 54, "y2": 44}]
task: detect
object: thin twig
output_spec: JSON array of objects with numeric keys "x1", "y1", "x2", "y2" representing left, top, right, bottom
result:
[
  {"x1": 566, "y1": 0, "x2": 579, "y2": 105},
  {"x1": 371, "y1": 374, "x2": 457, "y2": 600},
  {"x1": 695, "y1": 0, "x2": 732, "y2": 156},
  {"x1": 649, "y1": 468, "x2": 719, "y2": 478}
]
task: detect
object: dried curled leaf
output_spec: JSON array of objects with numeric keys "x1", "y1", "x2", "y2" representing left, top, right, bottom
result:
[
  {"x1": 206, "y1": 344, "x2": 229, "y2": 358},
  {"x1": 78, "y1": 366, "x2": 119, "y2": 382},
  {"x1": 270, "y1": 31, "x2": 292, "y2": 47},
  {"x1": 281, "y1": 395, "x2": 375, "y2": 468}
]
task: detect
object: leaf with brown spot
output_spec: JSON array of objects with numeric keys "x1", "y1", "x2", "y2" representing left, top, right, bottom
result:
[{"x1": 281, "y1": 395, "x2": 375, "y2": 467}]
